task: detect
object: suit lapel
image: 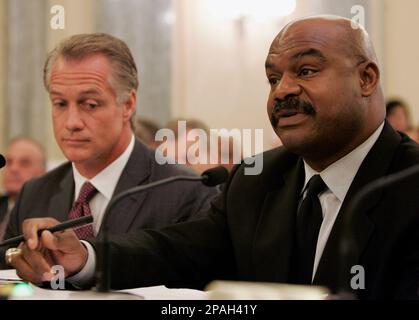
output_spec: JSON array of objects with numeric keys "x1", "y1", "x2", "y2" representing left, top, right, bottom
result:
[
  {"x1": 48, "y1": 166, "x2": 75, "y2": 222},
  {"x1": 313, "y1": 123, "x2": 402, "y2": 289},
  {"x1": 99, "y1": 140, "x2": 151, "y2": 235},
  {"x1": 252, "y1": 156, "x2": 305, "y2": 282}
]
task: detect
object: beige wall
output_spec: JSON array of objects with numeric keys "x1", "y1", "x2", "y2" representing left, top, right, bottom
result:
[
  {"x1": 383, "y1": 0, "x2": 419, "y2": 125},
  {"x1": 0, "y1": 0, "x2": 97, "y2": 166},
  {"x1": 2, "y1": 0, "x2": 419, "y2": 160},
  {"x1": 173, "y1": 0, "x2": 284, "y2": 150}
]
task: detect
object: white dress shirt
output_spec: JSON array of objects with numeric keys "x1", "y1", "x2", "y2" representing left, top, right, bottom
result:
[
  {"x1": 302, "y1": 122, "x2": 384, "y2": 281},
  {"x1": 67, "y1": 135, "x2": 134, "y2": 286},
  {"x1": 72, "y1": 135, "x2": 135, "y2": 235}
]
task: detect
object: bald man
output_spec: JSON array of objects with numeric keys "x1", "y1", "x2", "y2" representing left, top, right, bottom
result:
[
  {"x1": 0, "y1": 138, "x2": 46, "y2": 240},
  {"x1": 9, "y1": 16, "x2": 419, "y2": 299}
]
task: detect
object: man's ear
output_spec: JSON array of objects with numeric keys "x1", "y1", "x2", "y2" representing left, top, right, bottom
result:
[
  {"x1": 359, "y1": 61, "x2": 380, "y2": 97},
  {"x1": 123, "y1": 90, "x2": 137, "y2": 122}
]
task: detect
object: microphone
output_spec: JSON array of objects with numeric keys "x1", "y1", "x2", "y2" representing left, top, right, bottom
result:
[
  {"x1": 95, "y1": 166, "x2": 229, "y2": 292},
  {"x1": 337, "y1": 162, "x2": 419, "y2": 297},
  {"x1": 0, "y1": 154, "x2": 6, "y2": 169}
]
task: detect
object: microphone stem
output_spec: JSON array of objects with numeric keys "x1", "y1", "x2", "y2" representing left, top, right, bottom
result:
[{"x1": 95, "y1": 175, "x2": 203, "y2": 292}]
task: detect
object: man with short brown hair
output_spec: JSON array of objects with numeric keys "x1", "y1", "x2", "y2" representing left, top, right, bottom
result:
[{"x1": 1, "y1": 33, "x2": 217, "y2": 267}]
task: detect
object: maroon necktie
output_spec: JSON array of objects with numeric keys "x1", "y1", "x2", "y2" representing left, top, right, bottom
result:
[{"x1": 68, "y1": 181, "x2": 98, "y2": 239}]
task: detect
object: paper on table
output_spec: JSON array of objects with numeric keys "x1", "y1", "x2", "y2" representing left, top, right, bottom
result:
[
  {"x1": 15, "y1": 285, "x2": 206, "y2": 300},
  {"x1": 1, "y1": 270, "x2": 206, "y2": 299},
  {"x1": 118, "y1": 285, "x2": 208, "y2": 300},
  {"x1": 206, "y1": 280, "x2": 330, "y2": 300},
  {"x1": 0, "y1": 269, "x2": 24, "y2": 284}
]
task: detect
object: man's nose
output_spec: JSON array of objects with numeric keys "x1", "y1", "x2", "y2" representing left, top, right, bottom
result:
[
  {"x1": 5, "y1": 162, "x2": 20, "y2": 175},
  {"x1": 273, "y1": 73, "x2": 301, "y2": 101},
  {"x1": 7, "y1": 162, "x2": 18, "y2": 171},
  {"x1": 65, "y1": 105, "x2": 84, "y2": 131}
]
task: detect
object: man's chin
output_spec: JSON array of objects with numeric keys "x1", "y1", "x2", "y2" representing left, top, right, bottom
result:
[
  {"x1": 277, "y1": 131, "x2": 314, "y2": 154},
  {"x1": 63, "y1": 152, "x2": 91, "y2": 164}
]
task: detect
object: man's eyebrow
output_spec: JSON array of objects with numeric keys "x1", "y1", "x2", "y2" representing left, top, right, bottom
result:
[
  {"x1": 290, "y1": 48, "x2": 326, "y2": 62},
  {"x1": 50, "y1": 89, "x2": 101, "y2": 97},
  {"x1": 265, "y1": 61, "x2": 274, "y2": 69},
  {"x1": 49, "y1": 90, "x2": 63, "y2": 97},
  {"x1": 265, "y1": 48, "x2": 326, "y2": 70}
]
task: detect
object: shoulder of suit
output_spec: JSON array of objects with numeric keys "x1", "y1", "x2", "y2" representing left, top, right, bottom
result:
[
  {"x1": 392, "y1": 133, "x2": 419, "y2": 169},
  {"x1": 232, "y1": 146, "x2": 298, "y2": 178},
  {"x1": 0, "y1": 194, "x2": 8, "y2": 205},
  {"x1": 22, "y1": 161, "x2": 72, "y2": 190},
  {"x1": 218, "y1": 146, "x2": 300, "y2": 197}
]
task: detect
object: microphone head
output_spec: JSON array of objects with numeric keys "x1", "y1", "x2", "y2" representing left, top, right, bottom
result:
[
  {"x1": 0, "y1": 154, "x2": 5, "y2": 169},
  {"x1": 201, "y1": 166, "x2": 229, "y2": 186}
]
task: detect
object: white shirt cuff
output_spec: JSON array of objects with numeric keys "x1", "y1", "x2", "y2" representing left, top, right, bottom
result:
[{"x1": 66, "y1": 240, "x2": 96, "y2": 288}]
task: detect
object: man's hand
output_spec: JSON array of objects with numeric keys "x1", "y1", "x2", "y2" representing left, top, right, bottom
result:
[{"x1": 9, "y1": 218, "x2": 88, "y2": 284}]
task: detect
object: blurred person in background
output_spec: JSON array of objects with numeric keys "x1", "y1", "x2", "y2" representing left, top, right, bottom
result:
[
  {"x1": 0, "y1": 137, "x2": 46, "y2": 240},
  {"x1": 164, "y1": 118, "x2": 216, "y2": 173},
  {"x1": 386, "y1": 99, "x2": 418, "y2": 142},
  {"x1": 135, "y1": 117, "x2": 162, "y2": 150},
  {"x1": 164, "y1": 118, "x2": 243, "y2": 173},
  {"x1": 216, "y1": 132, "x2": 241, "y2": 172}
]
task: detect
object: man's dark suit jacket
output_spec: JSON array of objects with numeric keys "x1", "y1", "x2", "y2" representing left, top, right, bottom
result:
[
  {"x1": 99, "y1": 123, "x2": 419, "y2": 299},
  {"x1": 0, "y1": 195, "x2": 10, "y2": 240},
  {"x1": 0, "y1": 140, "x2": 218, "y2": 267}
]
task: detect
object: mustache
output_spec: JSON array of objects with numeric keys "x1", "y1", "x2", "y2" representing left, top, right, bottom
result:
[{"x1": 270, "y1": 97, "x2": 315, "y2": 127}]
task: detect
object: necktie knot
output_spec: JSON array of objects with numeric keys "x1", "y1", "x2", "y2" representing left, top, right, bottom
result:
[
  {"x1": 305, "y1": 175, "x2": 327, "y2": 197},
  {"x1": 77, "y1": 182, "x2": 98, "y2": 203}
]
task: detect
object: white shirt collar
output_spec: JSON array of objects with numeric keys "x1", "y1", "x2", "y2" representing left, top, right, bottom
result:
[
  {"x1": 72, "y1": 135, "x2": 135, "y2": 201},
  {"x1": 303, "y1": 122, "x2": 384, "y2": 202}
]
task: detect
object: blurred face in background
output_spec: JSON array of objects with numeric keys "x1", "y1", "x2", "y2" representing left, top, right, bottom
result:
[
  {"x1": 387, "y1": 105, "x2": 409, "y2": 132},
  {"x1": 49, "y1": 54, "x2": 135, "y2": 178},
  {"x1": 3, "y1": 139, "x2": 45, "y2": 198}
]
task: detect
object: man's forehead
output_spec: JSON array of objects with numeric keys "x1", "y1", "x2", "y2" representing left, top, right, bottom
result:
[
  {"x1": 7, "y1": 143, "x2": 41, "y2": 157},
  {"x1": 266, "y1": 21, "x2": 352, "y2": 67},
  {"x1": 49, "y1": 70, "x2": 108, "y2": 84},
  {"x1": 271, "y1": 20, "x2": 346, "y2": 52},
  {"x1": 51, "y1": 54, "x2": 111, "y2": 76},
  {"x1": 265, "y1": 42, "x2": 330, "y2": 70},
  {"x1": 49, "y1": 57, "x2": 113, "y2": 92}
]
